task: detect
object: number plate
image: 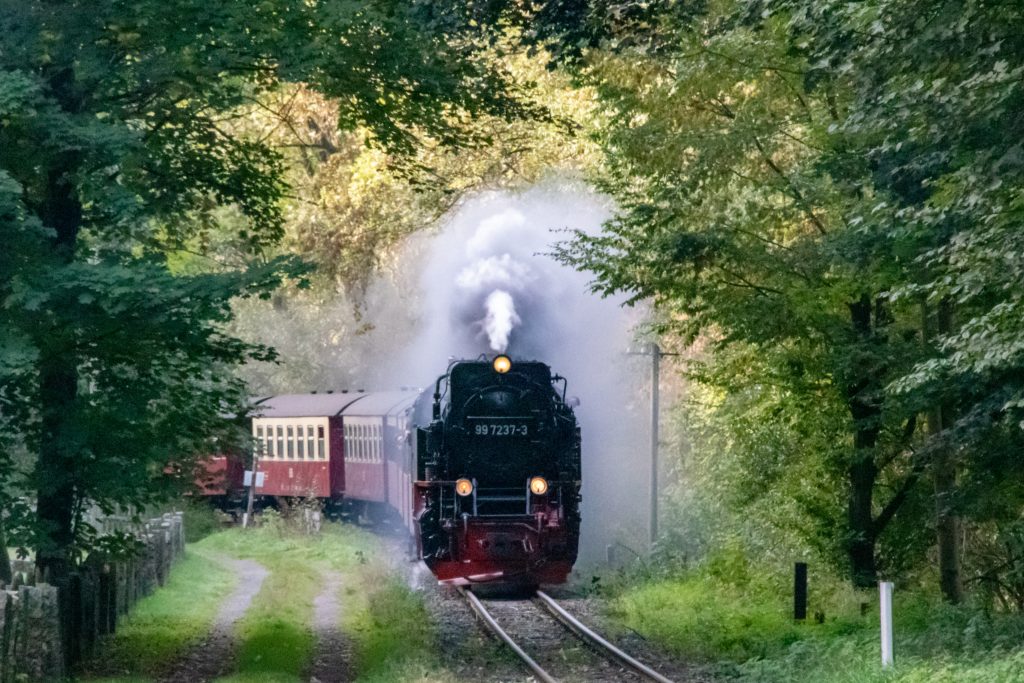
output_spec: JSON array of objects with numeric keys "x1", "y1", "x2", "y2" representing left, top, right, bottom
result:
[
  {"x1": 472, "y1": 423, "x2": 530, "y2": 437},
  {"x1": 466, "y1": 416, "x2": 533, "y2": 437}
]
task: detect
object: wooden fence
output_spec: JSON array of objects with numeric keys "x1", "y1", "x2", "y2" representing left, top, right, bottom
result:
[{"x1": 0, "y1": 512, "x2": 185, "y2": 681}]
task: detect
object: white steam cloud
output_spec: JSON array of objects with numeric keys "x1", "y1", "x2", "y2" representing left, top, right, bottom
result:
[
  {"x1": 481, "y1": 290, "x2": 520, "y2": 352},
  {"x1": 388, "y1": 180, "x2": 650, "y2": 567}
]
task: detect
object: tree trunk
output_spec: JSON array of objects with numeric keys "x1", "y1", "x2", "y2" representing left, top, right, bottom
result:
[
  {"x1": 926, "y1": 299, "x2": 962, "y2": 604},
  {"x1": 35, "y1": 353, "x2": 79, "y2": 583},
  {"x1": 34, "y1": 162, "x2": 82, "y2": 585},
  {"x1": 848, "y1": 455, "x2": 878, "y2": 587},
  {"x1": 933, "y1": 453, "x2": 962, "y2": 603},
  {"x1": 845, "y1": 294, "x2": 883, "y2": 588},
  {"x1": 0, "y1": 517, "x2": 12, "y2": 584}
]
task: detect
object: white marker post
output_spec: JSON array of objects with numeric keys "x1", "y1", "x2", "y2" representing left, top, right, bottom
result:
[{"x1": 879, "y1": 581, "x2": 894, "y2": 668}]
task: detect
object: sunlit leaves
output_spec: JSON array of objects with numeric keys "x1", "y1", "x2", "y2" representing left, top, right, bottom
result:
[{"x1": 0, "y1": 0, "x2": 551, "y2": 561}]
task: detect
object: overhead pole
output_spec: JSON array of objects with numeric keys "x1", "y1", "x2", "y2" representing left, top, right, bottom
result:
[{"x1": 626, "y1": 342, "x2": 678, "y2": 550}]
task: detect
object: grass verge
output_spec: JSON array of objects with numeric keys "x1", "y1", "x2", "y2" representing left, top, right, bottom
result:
[
  {"x1": 197, "y1": 521, "x2": 450, "y2": 682},
  {"x1": 87, "y1": 518, "x2": 454, "y2": 683},
  {"x1": 343, "y1": 570, "x2": 448, "y2": 682},
  {"x1": 81, "y1": 549, "x2": 235, "y2": 680},
  {"x1": 602, "y1": 558, "x2": 1024, "y2": 683}
]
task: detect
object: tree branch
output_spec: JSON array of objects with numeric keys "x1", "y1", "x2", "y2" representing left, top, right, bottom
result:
[
  {"x1": 873, "y1": 466, "x2": 923, "y2": 536},
  {"x1": 751, "y1": 135, "x2": 829, "y2": 235}
]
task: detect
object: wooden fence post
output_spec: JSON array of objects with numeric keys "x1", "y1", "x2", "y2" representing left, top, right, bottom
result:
[
  {"x1": 0, "y1": 510, "x2": 188, "y2": 678},
  {"x1": 0, "y1": 591, "x2": 12, "y2": 683},
  {"x1": 794, "y1": 562, "x2": 808, "y2": 621}
]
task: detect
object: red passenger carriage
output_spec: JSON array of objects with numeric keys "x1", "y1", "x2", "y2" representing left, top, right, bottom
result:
[{"x1": 196, "y1": 355, "x2": 581, "y2": 587}]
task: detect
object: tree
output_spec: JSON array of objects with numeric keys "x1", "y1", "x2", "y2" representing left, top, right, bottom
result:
[
  {"x1": 548, "y1": 2, "x2": 932, "y2": 587},
  {"x1": 0, "y1": 0, "x2": 538, "y2": 585},
  {"x1": 547, "y1": 0, "x2": 1024, "y2": 598},
  {"x1": 199, "y1": 37, "x2": 604, "y2": 395},
  {"x1": 776, "y1": 0, "x2": 1024, "y2": 603}
]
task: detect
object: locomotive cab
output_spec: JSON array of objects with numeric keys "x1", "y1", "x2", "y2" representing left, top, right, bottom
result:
[{"x1": 414, "y1": 355, "x2": 582, "y2": 586}]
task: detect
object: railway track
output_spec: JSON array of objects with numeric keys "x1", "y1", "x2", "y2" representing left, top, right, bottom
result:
[{"x1": 458, "y1": 587, "x2": 675, "y2": 683}]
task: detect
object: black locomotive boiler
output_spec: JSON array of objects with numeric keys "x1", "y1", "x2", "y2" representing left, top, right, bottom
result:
[{"x1": 413, "y1": 355, "x2": 582, "y2": 585}]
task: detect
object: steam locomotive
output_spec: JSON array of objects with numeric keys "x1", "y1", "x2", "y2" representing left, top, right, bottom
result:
[
  {"x1": 414, "y1": 355, "x2": 582, "y2": 585},
  {"x1": 201, "y1": 355, "x2": 582, "y2": 586}
]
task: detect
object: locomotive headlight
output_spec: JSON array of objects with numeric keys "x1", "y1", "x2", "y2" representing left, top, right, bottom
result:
[
  {"x1": 493, "y1": 355, "x2": 512, "y2": 374},
  {"x1": 529, "y1": 476, "x2": 548, "y2": 496},
  {"x1": 455, "y1": 478, "x2": 474, "y2": 497}
]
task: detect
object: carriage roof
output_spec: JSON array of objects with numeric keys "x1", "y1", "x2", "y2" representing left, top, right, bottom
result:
[
  {"x1": 252, "y1": 390, "x2": 419, "y2": 419},
  {"x1": 253, "y1": 392, "x2": 367, "y2": 418},
  {"x1": 339, "y1": 390, "x2": 418, "y2": 417}
]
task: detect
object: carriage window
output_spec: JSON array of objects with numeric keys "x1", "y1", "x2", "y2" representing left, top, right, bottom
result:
[
  {"x1": 286, "y1": 426, "x2": 294, "y2": 458},
  {"x1": 277, "y1": 426, "x2": 284, "y2": 459},
  {"x1": 318, "y1": 425, "x2": 325, "y2": 459},
  {"x1": 308, "y1": 425, "x2": 316, "y2": 459},
  {"x1": 256, "y1": 426, "x2": 264, "y2": 456},
  {"x1": 297, "y1": 425, "x2": 305, "y2": 459}
]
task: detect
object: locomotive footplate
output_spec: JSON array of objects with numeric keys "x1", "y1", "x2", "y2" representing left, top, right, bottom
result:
[{"x1": 427, "y1": 515, "x2": 578, "y2": 586}]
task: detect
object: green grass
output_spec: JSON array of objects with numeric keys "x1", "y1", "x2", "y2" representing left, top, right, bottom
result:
[
  {"x1": 342, "y1": 572, "x2": 448, "y2": 683},
  {"x1": 181, "y1": 498, "x2": 233, "y2": 543},
  {"x1": 602, "y1": 561, "x2": 1024, "y2": 683},
  {"x1": 87, "y1": 519, "x2": 452, "y2": 683},
  {"x1": 196, "y1": 521, "x2": 449, "y2": 682},
  {"x1": 194, "y1": 517, "x2": 382, "y2": 572},
  {"x1": 81, "y1": 550, "x2": 236, "y2": 679},
  {"x1": 196, "y1": 526, "x2": 333, "y2": 681},
  {"x1": 737, "y1": 634, "x2": 1024, "y2": 683},
  {"x1": 605, "y1": 572, "x2": 867, "y2": 662}
]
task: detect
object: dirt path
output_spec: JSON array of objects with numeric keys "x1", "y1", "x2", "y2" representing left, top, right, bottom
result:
[
  {"x1": 158, "y1": 555, "x2": 268, "y2": 683},
  {"x1": 307, "y1": 570, "x2": 354, "y2": 683}
]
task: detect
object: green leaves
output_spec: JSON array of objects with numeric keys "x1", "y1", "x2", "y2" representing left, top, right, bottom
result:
[
  {"x1": 545, "y1": 0, "x2": 1024, "y2": 589},
  {"x1": 0, "y1": 0, "x2": 546, "y2": 567}
]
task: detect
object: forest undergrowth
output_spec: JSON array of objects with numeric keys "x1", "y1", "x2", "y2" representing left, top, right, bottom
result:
[{"x1": 599, "y1": 546, "x2": 1024, "y2": 683}]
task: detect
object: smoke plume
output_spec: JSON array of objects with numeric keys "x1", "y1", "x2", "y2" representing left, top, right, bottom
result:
[
  {"x1": 481, "y1": 290, "x2": 520, "y2": 352},
  {"x1": 390, "y1": 179, "x2": 650, "y2": 567}
]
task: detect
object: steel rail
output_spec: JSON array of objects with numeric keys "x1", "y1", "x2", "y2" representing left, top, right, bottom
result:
[
  {"x1": 535, "y1": 590, "x2": 676, "y2": 683},
  {"x1": 457, "y1": 587, "x2": 559, "y2": 683}
]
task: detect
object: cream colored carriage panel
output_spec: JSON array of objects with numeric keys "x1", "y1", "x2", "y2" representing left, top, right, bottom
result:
[
  {"x1": 344, "y1": 416, "x2": 384, "y2": 464},
  {"x1": 253, "y1": 417, "x2": 330, "y2": 461}
]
